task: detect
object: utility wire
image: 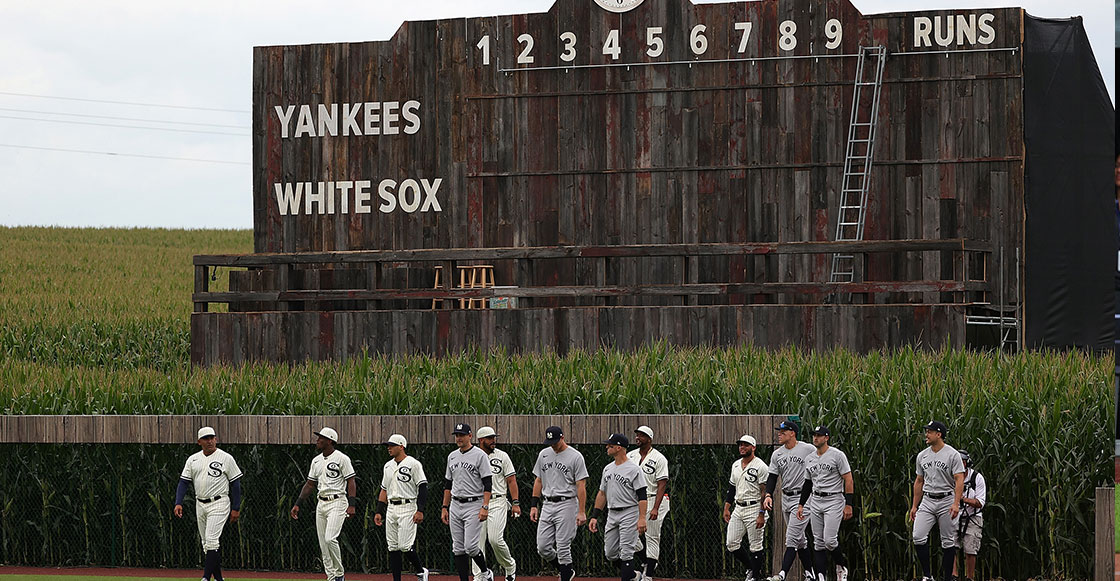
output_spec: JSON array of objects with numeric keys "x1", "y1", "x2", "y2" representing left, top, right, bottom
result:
[
  {"x1": 0, "y1": 91, "x2": 248, "y2": 113},
  {"x1": 0, "y1": 114, "x2": 247, "y2": 136},
  {"x1": 0, "y1": 143, "x2": 249, "y2": 165},
  {"x1": 0, "y1": 107, "x2": 249, "y2": 129}
]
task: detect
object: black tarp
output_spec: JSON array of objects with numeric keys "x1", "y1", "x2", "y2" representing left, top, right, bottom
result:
[{"x1": 1023, "y1": 15, "x2": 1115, "y2": 351}]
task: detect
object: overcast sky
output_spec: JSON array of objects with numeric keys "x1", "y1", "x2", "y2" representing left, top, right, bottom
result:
[{"x1": 0, "y1": 0, "x2": 1112, "y2": 230}]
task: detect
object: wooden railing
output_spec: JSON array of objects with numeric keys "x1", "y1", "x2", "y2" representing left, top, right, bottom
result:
[{"x1": 193, "y1": 239, "x2": 990, "y2": 312}]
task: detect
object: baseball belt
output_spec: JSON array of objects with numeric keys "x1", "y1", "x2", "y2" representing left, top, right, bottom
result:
[
  {"x1": 812, "y1": 491, "x2": 838, "y2": 497},
  {"x1": 453, "y1": 495, "x2": 482, "y2": 503},
  {"x1": 735, "y1": 500, "x2": 759, "y2": 507},
  {"x1": 197, "y1": 495, "x2": 223, "y2": 504},
  {"x1": 389, "y1": 499, "x2": 414, "y2": 505},
  {"x1": 545, "y1": 495, "x2": 573, "y2": 502},
  {"x1": 924, "y1": 492, "x2": 951, "y2": 500},
  {"x1": 318, "y1": 493, "x2": 345, "y2": 501}
]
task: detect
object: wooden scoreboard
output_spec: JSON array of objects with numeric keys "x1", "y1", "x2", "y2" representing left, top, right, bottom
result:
[{"x1": 191, "y1": 0, "x2": 1113, "y2": 364}]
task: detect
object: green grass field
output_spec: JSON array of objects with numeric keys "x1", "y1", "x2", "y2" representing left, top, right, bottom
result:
[{"x1": 0, "y1": 577, "x2": 298, "y2": 581}]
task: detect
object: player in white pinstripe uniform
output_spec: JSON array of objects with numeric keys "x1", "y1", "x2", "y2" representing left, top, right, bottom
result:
[
  {"x1": 375, "y1": 434, "x2": 431, "y2": 581},
  {"x1": 290, "y1": 427, "x2": 357, "y2": 581},
  {"x1": 626, "y1": 425, "x2": 669, "y2": 581},
  {"x1": 472, "y1": 427, "x2": 520, "y2": 581},
  {"x1": 174, "y1": 426, "x2": 242, "y2": 581}
]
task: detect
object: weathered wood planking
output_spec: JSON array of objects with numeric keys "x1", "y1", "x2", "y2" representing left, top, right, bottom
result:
[
  {"x1": 190, "y1": 304, "x2": 964, "y2": 366},
  {"x1": 1094, "y1": 487, "x2": 1114, "y2": 581},
  {"x1": 0, "y1": 415, "x2": 789, "y2": 446},
  {"x1": 252, "y1": 1, "x2": 1024, "y2": 300}
]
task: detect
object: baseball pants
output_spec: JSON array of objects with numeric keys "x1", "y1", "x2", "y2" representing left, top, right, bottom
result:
[
  {"x1": 387, "y1": 502, "x2": 420, "y2": 552},
  {"x1": 473, "y1": 498, "x2": 516, "y2": 576},
  {"x1": 957, "y1": 514, "x2": 982, "y2": 555},
  {"x1": 450, "y1": 498, "x2": 485, "y2": 556},
  {"x1": 316, "y1": 496, "x2": 349, "y2": 581},
  {"x1": 195, "y1": 496, "x2": 230, "y2": 552},
  {"x1": 633, "y1": 495, "x2": 670, "y2": 560},
  {"x1": 912, "y1": 495, "x2": 959, "y2": 549},
  {"x1": 604, "y1": 506, "x2": 640, "y2": 562},
  {"x1": 725, "y1": 504, "x2": 767, "y2": 553},
  {"x1": 781, "y1": 492, "x2": 811, "y2": 550},
  {"x1": 537, "y1": 497, "x2": 578, "y2": 565},
  {"x1": 808, "y1": 494, "x2": 845, "y2": 552}
]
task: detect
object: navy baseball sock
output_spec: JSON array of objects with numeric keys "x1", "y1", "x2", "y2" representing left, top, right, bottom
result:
[
  {"x1": 780, "y1": 547, "x2": 797, "y2": 573},
  {"x1": 390, "y1": 550, "x2": 404, "y2": 581},
  {"x1": 731, "y1": 547, "x2": 753, "y2": 566},
  {"x1": 813, "y1": 550, "x2": 828, "y2": 580},
  {"x1": 471, "y1": 553, "x2": 490, "y2": 573},
  {"x1": 620, "y1": 559, "x2": 635, "y2": 581},
  {"x1": 202, "y1": 550, "x2": 217, "y2": 580},
  {"x1": 940, "y1": 547, "x2": 956, "y2": 581},
  {"x1": 797, "y1": 548, "x2": 814, "y2": 576},
  {"x1": 405, "y1": 548, "x2": 423, "y2": 573},
  {"x1": 750, "y1": 551, "x2": 765, "y2": 578},
  {"x1": 916, "y1": 544, "x2": 931, "y2": 578},
  {"x1": 214, "y1": 548, "x2": 224, "y2": 581},
  {"x1": 644, "y1": 558, "x2": 657, "y2": 577},
  {"x1": 558, "y1": 562, "x2": 575, "y2": 581},
  {"x1": 831, "y1": 547, "x2": 846, "y2": 567},
  {"x1": 455, "y1": 555, "x2": 471, "y2": 581}
]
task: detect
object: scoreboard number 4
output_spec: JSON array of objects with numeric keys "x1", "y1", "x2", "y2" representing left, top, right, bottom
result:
[{"x1": 474, "y1": 19, "x2": 845, "y2": 67}]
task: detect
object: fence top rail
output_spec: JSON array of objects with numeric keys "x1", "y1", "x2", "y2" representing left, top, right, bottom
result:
[
  {"x1": 194, "y1": 239, "x2": 988, "y2": 267},
  {"x1": 0, "y1": 414, "x2": 791, "y2": 446}
]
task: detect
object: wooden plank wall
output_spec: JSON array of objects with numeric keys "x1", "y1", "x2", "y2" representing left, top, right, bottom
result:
[
  {"x1": 252, "y1": 0, "x2": 1024, "y2": 306},
  {"x1": 1095, "y1": 486, "x2": 1115, "y2": 581},
  {"x1": 191, "y1": 304, "x2": 966, "y2": 365},
  {"x1": 0, "y1": 414, "x2": 788, "y2": 446}
]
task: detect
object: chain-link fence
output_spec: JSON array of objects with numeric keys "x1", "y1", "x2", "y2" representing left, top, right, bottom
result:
[{"x1": 0, "y1": 441, "x2": 1102, "y2": 579}]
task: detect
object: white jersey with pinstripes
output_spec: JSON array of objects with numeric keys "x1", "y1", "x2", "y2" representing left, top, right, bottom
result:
[
  {"x1": 180, "y1": 449, "x2": 242, "y2": 500},
  {"x1": 308, "y1": 450, "x2": 356, "y2": 495},
  {"x1": 381, "y1": 455, "x2": 427, "y2": 501},
  {"x1": 626, "y1": 447, "x2": 669, "y2": 492}
]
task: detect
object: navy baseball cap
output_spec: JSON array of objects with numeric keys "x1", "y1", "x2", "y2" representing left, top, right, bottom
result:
[
  {"x1": 923, "y1": 420, "x2": 948, "y2": 436},
  {"x1": 810, "y1": 425, "x2": 830, "y2": 436},
  {"x1": 776, "y1": 420, "x2": 799, "y2": 432},
  {"x1": 452, "y1": 423, "x2": 472, "y2": 435},
  {"x1": 605, "y1": 433, "x2": 629, "y2": 447},
  {"x1": 544, "y1": 426, "x2": 563, "y2": 444}
]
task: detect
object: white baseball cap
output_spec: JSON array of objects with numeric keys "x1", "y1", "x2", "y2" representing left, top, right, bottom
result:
[
  {"x1": 197, "y1": 426, "x2": 216, "y2": 439},
  {"x1": 477, "y1": 426, "x2": 498, "y2": 439},
  {"x1": 635, "y1": 425, "x2": 654, "y2": 439},
  {"x1": 384, "y1": 434, "x2": 407, "y2": 447},
  {"x1": 736, "y1": 434, "x2": 756, "y2": 446},
  {"x1": 315, "y1": 427, "x2": 339, "y2": 443}
]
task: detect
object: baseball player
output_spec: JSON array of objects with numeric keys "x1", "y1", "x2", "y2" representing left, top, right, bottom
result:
[
  {"x1": 796, "y1": 425, "x2": 853, "y2": 581},
  {"x1": 723, "y1": 434, "x2": 769, "y2": 581},
  {"x1": 440, "y1": 423, "x2": 495, "y2": 581},
  {"x1": 626, "y1": 426, "x2": 669, "y2": 581},
  {"x1": 951, "y1": 450, "x2": 986, "y2": 581},
  {"x1": 174, "y1": 426, "x2": 242, "y2": 581},
  {"x1": 471, "y1": 426, "x2": 520, "y2": 581},
  {"x1": 763, "y1": 420, "x2": 816, "y2": 581},
  {"x1": 909, "y1": 421, "x2": 965, "y2": 581},
  {"x1": 589, "y1": 433, "x2": 648, "y2": 581},
  {"x1": 374, "y1": 434, "x2": 430, "y2": 581},
  {"x1": 529, "y1": 425, "x2": 589, "y2": 581},
  {"x1": 290, "y1": 427, "x2": 357, "y2": 581}
]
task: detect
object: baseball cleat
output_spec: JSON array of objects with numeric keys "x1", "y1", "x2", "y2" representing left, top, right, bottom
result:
[
  {"x1": 417, "y1": 568, "x2": 429, "y2": 581},
  {"x1": 766, "y1": 574, "x2": 785, "y2": 581},
  {"x1": 744, "y1": 573, "x2": 756, "y2": 581},
  {"x1": 506, "y1": 574, "x2": 516, "y2": 581},
  {"x1": 485, "y1": 570, "x2": 495, "y2": 581},
  {"x1": 835, "y1": 566, "x2": 847, "y2": 581}
]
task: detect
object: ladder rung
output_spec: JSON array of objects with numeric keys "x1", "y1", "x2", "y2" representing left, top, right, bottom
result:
[
  {"x1": 850, "y1": 138, "x2": 871, "y2": 143},
  {"x1": 852, "y1": 122, "x2": 873, "y2": 126},
  {"x1": 838, "y1": 221, "x2": 860, "y2": 227},
  {"x1": 855, "y1": 82, "x2": 878, "y2": 86}
]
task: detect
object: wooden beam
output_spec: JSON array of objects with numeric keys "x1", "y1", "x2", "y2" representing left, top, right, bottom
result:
[{"x1": 1095, "y1": 486, "x2": 1114, "y2": 581}]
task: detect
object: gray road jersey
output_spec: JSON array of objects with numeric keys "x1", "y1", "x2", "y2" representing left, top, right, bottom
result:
[
  {"x1": 915, "y1": 444, "x2": 965, "y2": 495},
  {"x1": 770, "y1": 441, "x2": 815, "y2": 494},
  {"x1": 804, "y1": 446, "x2": 851, "y2": 494},
  {"x1": 533, "y1": 445, "x2": 589, "y2": 497},
  {"x1": 601, "y1": 460, "x2": 644, "y2": 509},
  {"x1": 445, "y1": 445, "x2": 489, "y2": 497}
]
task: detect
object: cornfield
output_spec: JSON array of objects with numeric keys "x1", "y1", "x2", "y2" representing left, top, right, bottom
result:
[{"x1": 0, "y1": 227, "x2": 1112, "y2": 579}]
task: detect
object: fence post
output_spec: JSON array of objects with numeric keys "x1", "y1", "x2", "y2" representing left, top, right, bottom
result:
[{"x1": 1096, "y1": 486, "x2": 1114, "y2": 581}]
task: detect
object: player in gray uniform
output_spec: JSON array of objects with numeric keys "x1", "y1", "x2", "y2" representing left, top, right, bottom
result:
[
  {"x1": 441, "y1": 423, "x2": 495, "y2": 581},
  {"x1": 909, "y1": 421, "x2": 965, "y2": 581},
  {"x1": 174, "y1": 426, "x2": 242, "y2": 581},
  {"x1": 291, "y1": 427, "x2": 357, "y2": 581},
  {"x1": 796, "y1": 426, "x2": 853, "y2": 581},
  {"x1": 626, "y1": 426, "x2": 669, "y2": 581},
  {"x1": 763, "y1": 420, "x2": 816, "y2": 581},
  {"x1": 589, "y1": 433, "x2": 648, "y2": 581},
  {"x1": 374, "y1": 434, "x2": 430, "y2": 581},
  {"x1": 530, "y1": 426, "x2": 589, "y2": 581}
]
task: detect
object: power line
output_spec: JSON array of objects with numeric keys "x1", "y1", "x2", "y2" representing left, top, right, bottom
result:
[
  {"x1": 0, "y1": 114, "x2": 247, "y2": 136},
  {"x1": 0, "y1": 143, "x2": 250, "y2": 165},
  {"x1": 0, "y1": 91, "x2": 249, "y2": 113},
  {"x1": 0, "y1": 107, "x2": 249, "y2": 129}
]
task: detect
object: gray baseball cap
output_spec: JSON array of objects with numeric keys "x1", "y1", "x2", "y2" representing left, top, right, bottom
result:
[
  {"x1": 315, "y1": 427, "x2": 339, "y2": 443},
  {"x1": 477, "y1": 426, "x2": 498, "y2": 439},
  {"x1": 197, "y1": 426, "x2": 216, "y2": 439}
]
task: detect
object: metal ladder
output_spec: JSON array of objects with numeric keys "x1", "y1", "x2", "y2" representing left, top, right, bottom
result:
[{"x1": 830, "y1": 46, "x2": 887, "y2": 283}]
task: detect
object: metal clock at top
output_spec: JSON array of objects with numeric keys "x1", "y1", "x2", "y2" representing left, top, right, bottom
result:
[{"x1": 594, "y1": 0, "x2": 645, "y2": 14}]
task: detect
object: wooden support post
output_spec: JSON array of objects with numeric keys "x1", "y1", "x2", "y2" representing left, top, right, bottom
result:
[
  {"x1": 194, "y1": 265, "x2": 209, "y2": 313},
  {"x1": 276, "y1": 264, "x2": 290, "y2": 312},
  {"x1": 1094, "y1": 486, "x2": 1114, "y2": 581}
]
